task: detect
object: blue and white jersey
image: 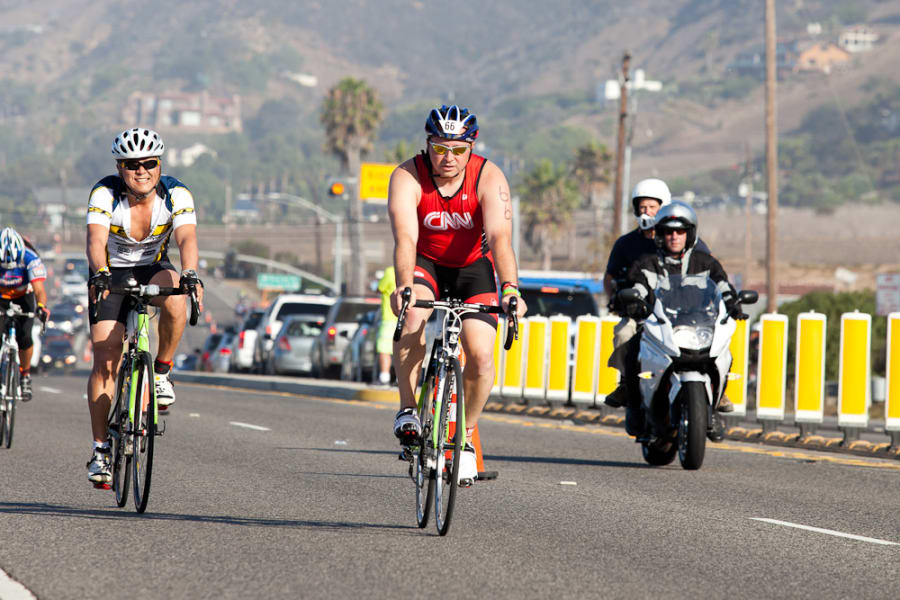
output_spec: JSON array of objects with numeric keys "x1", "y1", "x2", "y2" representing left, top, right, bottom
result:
[
  {"x1": 0, "y1": 248, "x2": 47, "y2": 300},
  {"x1": 86, "y1": 175, "x2": 197, "y2": 268}
]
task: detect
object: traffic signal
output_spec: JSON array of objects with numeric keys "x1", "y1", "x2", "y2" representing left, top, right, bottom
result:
[{"x1": 328, "y1": 181, "x2": 345, "y2": 196}]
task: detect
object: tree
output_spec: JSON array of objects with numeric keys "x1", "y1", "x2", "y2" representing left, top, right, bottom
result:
[
  {"x1": 320, "y1": 77, "x2": 383, "y2": 295},
  {"x1": 572, "y1": 142, "x2": 613, "y2": 269},
  {"x1": 517, "y1": 160, "x2": 580, "y2": 270},
  {"x1": 383, "y1": 140, "x2": 415, "y2": 165}
]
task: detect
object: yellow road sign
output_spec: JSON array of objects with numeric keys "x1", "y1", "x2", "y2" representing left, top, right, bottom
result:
[{"x1": 359, "y1": 162, "x2": 396, "y2": 201}]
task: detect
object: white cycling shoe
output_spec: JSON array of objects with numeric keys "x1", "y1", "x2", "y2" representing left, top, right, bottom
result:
[
  {"x1": 86, "y1": 447, "x2": 112, "y2": 484},
  {"x1": 458, "y1": 444, "x2": 478, "y2": 487},
  {"x1": 155, "y1": 373, "x2": 175, "y2": 408}
]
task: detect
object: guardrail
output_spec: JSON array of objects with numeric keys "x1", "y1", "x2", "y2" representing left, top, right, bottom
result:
[{"x1": 488, "y1": 311, "x2": 900, "y2": 450}]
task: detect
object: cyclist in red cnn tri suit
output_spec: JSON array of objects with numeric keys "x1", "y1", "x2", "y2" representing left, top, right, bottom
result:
[{"x1": 388, "y1": 105, "x2": 527, "y2": 483}]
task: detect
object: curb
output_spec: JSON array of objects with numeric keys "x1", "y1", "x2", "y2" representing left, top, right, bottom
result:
[{"x1": 174, "y1": 371, "x2": 900, "y2": 461}]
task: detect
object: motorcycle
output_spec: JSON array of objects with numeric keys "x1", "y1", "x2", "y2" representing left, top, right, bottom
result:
[{"x1": 618, "y1": 274, "x2": 757, "y2": 470}]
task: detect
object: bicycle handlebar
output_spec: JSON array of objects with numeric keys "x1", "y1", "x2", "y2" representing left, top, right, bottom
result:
[
  {"x1": 393, "y1": 287, "x2": 519, "y2": 350},
  {"x1": 0, "y1": 304, "x2": 45, "y2": 336},
  {"x1": 90, "y1": 283, "x2": 201, "y2": 326}
]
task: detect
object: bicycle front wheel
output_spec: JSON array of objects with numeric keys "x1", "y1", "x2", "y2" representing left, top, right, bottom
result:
[
  {"x1": 434, "y1": 355, "x2": 463, "y2": 536},
  {"x1": 131, "y1": 353, "x2": 156, "y2": 513},
  {"x1": 414, "y1": 373, "x2": 436, "y2": 528},
  {"x1": 109, "y1": 361, "x2": 131, "y2": 507},
  {"x1": 4, "y1": 360, "x2": 18, "y2": 449}
]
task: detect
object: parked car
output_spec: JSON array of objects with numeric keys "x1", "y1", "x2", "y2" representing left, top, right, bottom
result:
[
  {"x1": 230, "y1": 309, "x2": 264, "y2": 372},
  {"x1": 40, "y1": 337, "x2": 78, "y2": 374},
  {"x1": 518, "y1": 282, "x2": 600, "y2": 320},
  {"x1": 340, "y1": 310, "x2": 379, "y2": 382},
  {"x1": 198, "y1": 332, "x2": 224, "y2": 372},
  {"x1": 267, "y1": 315, "x2": 325, "y2": 375},
  {"x1": 48, "y1": 302, "x2": 86, "y2": 334},
  {"x1": 253, "y1": 294, "x2": 336, "y2": 372},
  {"x1": 60, "y1": 272, "x2": 87, "y2": 300},
  {"x1": 310, "y1": 296, "x2": 381, "y2": 378},
  {"x1": 207, "y1": 330, "x2": 236, "y2": 373}
]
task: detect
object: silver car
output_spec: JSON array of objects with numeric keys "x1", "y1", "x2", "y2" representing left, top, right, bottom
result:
[
  {"x1": 268, "y1": 315, "x2": 325, "y2": 375},
  {"x1": 311, "y1": 296, "x2": 381, "y2": 378}
]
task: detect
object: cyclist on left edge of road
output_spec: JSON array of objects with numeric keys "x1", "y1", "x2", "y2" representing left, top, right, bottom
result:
[{"x1": 0, "y1": 227, "x2": 50, "y2": 402}]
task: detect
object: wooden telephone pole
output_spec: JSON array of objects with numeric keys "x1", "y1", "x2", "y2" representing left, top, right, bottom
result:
[
  {"x1": 613, "y1": 51, "x2": 631, "y2": 239},
  {"x1": 765, "y1": 0, "x2": 779, "y2": 312}
]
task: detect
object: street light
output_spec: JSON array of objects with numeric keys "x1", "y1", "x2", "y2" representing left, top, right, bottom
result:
[{"x1": 260, "y1": 192, "x2": 343, "y2": 293}]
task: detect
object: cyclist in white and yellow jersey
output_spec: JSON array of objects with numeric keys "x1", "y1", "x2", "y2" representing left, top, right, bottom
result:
[{"x1": 84, "y1": 128, "x2": 204, "y2": 485}]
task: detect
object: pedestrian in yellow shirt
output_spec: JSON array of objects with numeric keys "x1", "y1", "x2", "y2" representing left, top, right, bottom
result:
[{"x1": 376, "y1": 266, "x2": 398, "y2": 385}]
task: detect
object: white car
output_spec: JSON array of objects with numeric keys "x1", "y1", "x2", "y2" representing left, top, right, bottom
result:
[
  {"x1": 230, "y1": 309, "x2": 264, "y2": 372},
  {"x1": 253, "y1": 294, "x2": 336, "y2": 372},
  {"x1": 60, "y1": 273, "x2": 87, "y2": 299}
]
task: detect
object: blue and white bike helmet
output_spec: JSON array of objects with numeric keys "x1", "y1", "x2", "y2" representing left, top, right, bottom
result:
[
  {"x1": 0, "y1": 228, "x2": 25, "y2": 264},
  {"x1": 425, "y1": 105, "x2": 479, "y2": 141},
  {"x1": 111, "y1": 128, "x2": 165, "y2": 159}
]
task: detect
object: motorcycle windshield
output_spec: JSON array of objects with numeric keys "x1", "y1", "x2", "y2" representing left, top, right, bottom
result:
[{"x1": 654, "y1": 274, "x2": 720, "y2": 328}]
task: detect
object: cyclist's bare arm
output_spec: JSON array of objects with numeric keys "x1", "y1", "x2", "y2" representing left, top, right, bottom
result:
[
  {"x1": 30, "y1": 278, "x2": 47, "y2": 309},
  {"x1": 479, "y1": 162, "x2": 526, "y2": 318},
  {"x1": 86, "y1": 223, "x2": 110, "y2": 303},
  {"x1": 174, "y1": 223, "x2": 204, "y2": 309},
  {"x1": 388, "y1": 160, "x2": 422, "y2": 316}
]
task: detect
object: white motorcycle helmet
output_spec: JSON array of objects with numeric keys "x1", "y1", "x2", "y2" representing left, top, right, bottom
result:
[
  {"x1": 111, "y1": 128, "x2": 165, "y2": 159},
  {"x1": 631, "y1": 178, "x2": 672, "y2": 230}
]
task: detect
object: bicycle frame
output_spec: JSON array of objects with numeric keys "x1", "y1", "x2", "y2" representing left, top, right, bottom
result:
[
  {"x1": 418, "y1": 306, "x2": 468, "y2": 450},
  {"x1": 125, "y1": 307, "x2": 154, "y2": 425}
]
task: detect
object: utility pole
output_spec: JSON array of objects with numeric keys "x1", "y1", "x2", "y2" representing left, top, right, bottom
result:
[
  {"x1": 613, "y1": 51, "x2": 631, "y2": 240},
  {"x1": 743, "y1": 142, "x2": 753, "y2": 290},
  {"x1": 765, "y1": 0, "x2": 779, "y2": 312}
]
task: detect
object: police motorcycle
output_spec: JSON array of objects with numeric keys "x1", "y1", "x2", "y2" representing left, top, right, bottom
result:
[{"x1": 618, "y1": 274, "x2": 757, "y2": 470}]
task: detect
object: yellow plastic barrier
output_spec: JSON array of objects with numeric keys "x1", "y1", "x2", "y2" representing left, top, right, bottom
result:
[
  {"x1": 546, "y1": 317, "x2": 571, "y2": 402},
  {"x1": 501, "y1": 318, "x2": 526, "y2": 401},
  {"x1": 794, "y1": 312, "x2": 826, "y2": 424},
  {"x1": 887, "y1": 313, "x2": 900, "y2": 433},
  {"x1": 725, "y1": 318, "x2": 749, "y2": 417},
  {"x1": 838, "y1": 311, "x2": 870, "y2": 428},
  {"x1": 571, "y1": 317, "x2": 601, "y2": 405},
  {"x1": 523, "y1": 317, "x2": 549, "y2": 401},
  {"x1": 756, "y1": 314, "x2": 788, "y2": 421},
  {"x1": 596, "y1": 316, "x2": 620, "y2": 402}
]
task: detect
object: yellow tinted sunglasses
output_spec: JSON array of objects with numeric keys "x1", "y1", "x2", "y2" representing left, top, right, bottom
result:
[{"x1": 430, "y1": 142, "x2": 469, "y2": 156}]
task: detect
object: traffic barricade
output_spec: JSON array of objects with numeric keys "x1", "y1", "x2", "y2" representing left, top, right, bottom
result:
[
  {"x1": 523, "y1": 317, "x2": 549, "y2": 402},
  {"x1": 546, "y1": 316, "x2": 571, "y2": 403},
  {"x1": 725, "y1": 318, "x2": 750, "y2": 417},
  {"x1": 596, "y1": 316, "x2": 619, "y2": 404},
  {"x1": 500, "y1": 317, "x2": 526, "y2": 401},
  {"x1": 756, "y1": 313, "x2": 788, "y2": 424},
  {"x1": 887, "y1": 313, "x2": 900, "y2": 448},
  {"x1": 571, "y1": 316, "x2": 601, "y2": 406},
  {"x1": 837, "y1": 311, "x2": 871, "y2": 433},
  {"x1": 794, "y1": 311, "x2": 826, "y2": 434}
]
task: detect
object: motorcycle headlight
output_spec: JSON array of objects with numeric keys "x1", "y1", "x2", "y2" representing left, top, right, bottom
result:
[{"x1": 673, "y1": 326, "x2": 714, "y2": 350}]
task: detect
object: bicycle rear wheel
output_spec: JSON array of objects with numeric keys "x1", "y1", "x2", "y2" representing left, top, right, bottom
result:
[
  {"x1": 414, "y1": 373, "x2": 436, "y2": 528},
  {"x1": 4, "y1": 359, "x2": 18, "y2": 449},
  {"x1": 109, "y1": 361, "x2": 131, "y2": 507},
  {"x1": 434, "y1": 355, "x2": 463, "y2": 536},
  {"x1": 131, "y1": 353, "x2": 155, "y2": 513}
]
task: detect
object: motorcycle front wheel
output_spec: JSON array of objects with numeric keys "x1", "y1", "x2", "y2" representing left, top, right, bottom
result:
[
  {"x1": 678, "y1": 381, "x2": 708, "y2": 470},
  {"x1": 641, "y1": 431, "x2": 677, "y2": 466}
]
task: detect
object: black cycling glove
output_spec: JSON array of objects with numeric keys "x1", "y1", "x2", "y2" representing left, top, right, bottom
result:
[
  {"x1": 89, "y1": 269, "x2": 111, "y2": 295},
  {"x1": 180, "y1": 269, "x2": 203, "y2": 291}
]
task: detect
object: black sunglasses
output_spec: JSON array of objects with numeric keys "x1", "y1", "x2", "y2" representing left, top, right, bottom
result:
[{"x1": 118, "y1": 158, "x2": 161, "y2": 171}]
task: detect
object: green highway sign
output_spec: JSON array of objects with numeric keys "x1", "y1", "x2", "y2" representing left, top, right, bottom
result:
[{"x1": 257, "y1": 273, "x2": 301, "y2": 291}]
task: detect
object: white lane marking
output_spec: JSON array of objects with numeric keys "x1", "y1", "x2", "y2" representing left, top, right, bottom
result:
[
  {"x1": 0, "y1": 567, "x2": 37, "y2": 599},
  {"x1": 751, "y1": 518, "x2": 900, "y2": 546},
  {"x1": 189, "y1": 413, "x2": 200, "y2": 418},
  {"x1": 229, "y1": 421, "x2": 271, "y2": 432},
  {"x1": 560, "y1": 481, "x2": 577, "y2": 486},
  {"x1": 38, "y1": 386, "x2": 61, "y2": 394}
]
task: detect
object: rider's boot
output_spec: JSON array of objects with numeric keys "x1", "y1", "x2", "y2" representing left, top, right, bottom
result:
[{"x1": 707, "y1": 410, "x2": 725, "y2": 442}]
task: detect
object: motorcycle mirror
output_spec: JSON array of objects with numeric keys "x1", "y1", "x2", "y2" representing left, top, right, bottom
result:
[
  {"x1": 617, "y1": 288, "x2": 641, "y2": 303},
  {"x1": 738, "y1": 290, "x2": 759, "y2": 305}
]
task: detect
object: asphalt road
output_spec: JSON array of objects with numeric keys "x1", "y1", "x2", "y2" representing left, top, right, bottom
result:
[{"x1": 0, "y1": 375, "x2": 897, "y2": 600}]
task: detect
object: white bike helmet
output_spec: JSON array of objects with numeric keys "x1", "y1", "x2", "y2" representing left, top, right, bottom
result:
[
  {"x1": 631, "y1": 178, "x2": 672, "y2": 230},
  {"x1": 111, "y1": 128, "x2": 165, "y2": 159},
  {"x1": 0, "y1": 228, "x2": 25, "y2": 264}
]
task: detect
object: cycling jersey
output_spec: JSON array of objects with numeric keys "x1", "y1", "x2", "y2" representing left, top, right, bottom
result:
[
  {"x1": 414, "y1": 152, "x2": 490, "y2": 268},
  {"x1": 86, "y1": 175, "x2": 196, "y2": 268},
  {"x1": 0, "y1": 248, "x2": 47, "y2": 300}
]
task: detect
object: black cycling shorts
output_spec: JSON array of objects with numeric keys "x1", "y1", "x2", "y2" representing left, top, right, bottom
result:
[
  {"x1": 413, "y1": 255, "x2": 498, "y2": 325},
  {"x1": 0, "y1": 294, "x2": 36, "y2": 350},
  {"x1": 89, "y1": 261, "x2": 177, "y2": 325}
]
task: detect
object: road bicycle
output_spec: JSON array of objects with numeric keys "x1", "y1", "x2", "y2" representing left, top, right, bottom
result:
[
  {"x1": 0, "y1": 303, "x2": 40, "y2": 449},
  {"x1": 395, "y1": 288, "x2": 517, "y2": 535},
  {"x1": 98, "y1": 277, "x2": 199, "y2": 513}
]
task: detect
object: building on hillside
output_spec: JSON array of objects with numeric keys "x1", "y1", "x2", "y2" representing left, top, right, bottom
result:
[
  {"x1": 729, "y1": 40, "x2": 798, "y2": 79},
  {"x1": 795, "y1": 42, "x2": 851, "y2": 74},
  {"x1": 121, "y1": 91, "x2": 242, "y2": 133},
  {"x1": 33, "y1": 186, "x2": 91, "y2": 233},
  {"x1": 838, "y1": 25, "x2": 879, "y2": 53},
  {"x1": 167, "y1": 143, "x2": 217, "y2": 167}
]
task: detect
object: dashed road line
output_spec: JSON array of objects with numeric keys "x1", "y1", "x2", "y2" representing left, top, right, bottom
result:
[
  {"x1": 38, "y1": 386, "x2": 61, "y2": 394},
  {"x1": 229, "y1": 421, "x2": 271, "y2": 432},
  {"x1": 751, "y1": 518, "x2": 900, "y2": 546}
]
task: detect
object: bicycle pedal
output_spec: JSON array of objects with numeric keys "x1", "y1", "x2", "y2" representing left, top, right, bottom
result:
[
  {"x1": 93, "y1": 482, "x2": 111, "y2": 490},
  {"x1": 398, "y1": 447, "x2": 413, "y2": 462}
]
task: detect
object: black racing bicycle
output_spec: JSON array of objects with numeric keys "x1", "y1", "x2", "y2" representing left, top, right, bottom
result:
[
  {"x1": 394, "y1": 288, "x2": 517, "y2": 535},
  {"x1": 0, "y1": 303, "x2": 41, "y2": 449},
  {"x1": 97, "y1": 278, "x2": 199, "y2": 512}
]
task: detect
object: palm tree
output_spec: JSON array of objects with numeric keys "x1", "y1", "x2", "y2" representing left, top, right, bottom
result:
[
  {"x1": 518, "y1": 160, "x2": 580, "y2": 270},
  {"x1": 320, "y1": 77, "x2": 383, "y2": 295},
  {"x1": 573, "y1": 141, "x2": 614, "y2": 269},
  {"x1": 383, "y1": 140, "x2": 415, "y2": 165}
]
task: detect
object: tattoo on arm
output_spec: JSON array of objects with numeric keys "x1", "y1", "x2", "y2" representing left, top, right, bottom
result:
[{"x1": 500, "y1": 186, "x2": 511, "y2": 220}]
